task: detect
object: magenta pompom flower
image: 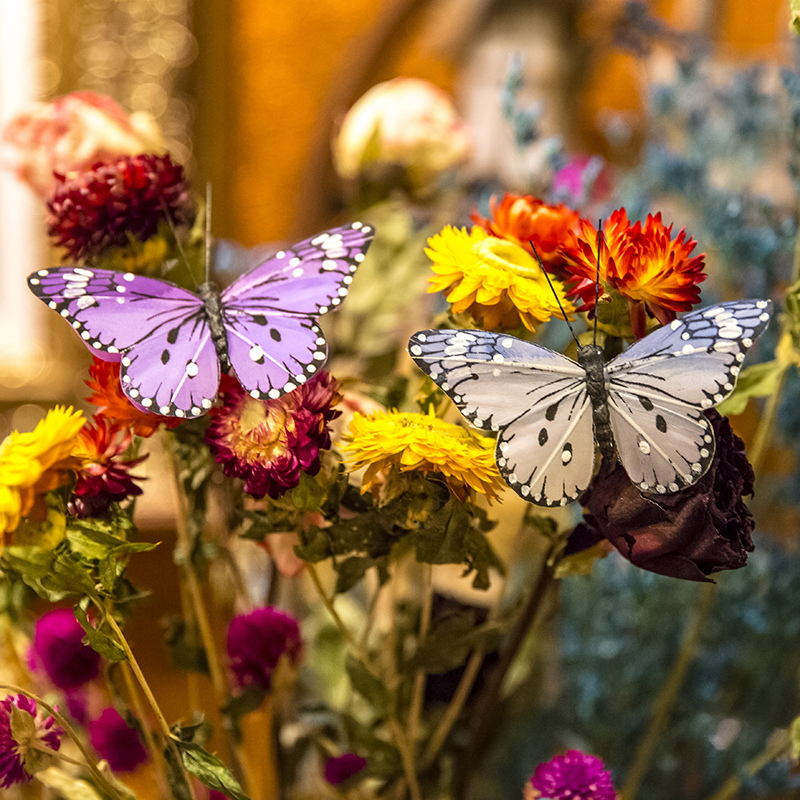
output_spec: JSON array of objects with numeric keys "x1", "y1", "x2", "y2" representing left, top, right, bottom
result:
[
  {"x1": 0, "y1": 694, "x2": 62, "y2": 788},
  {"x1": 88, "y1": 708, "x2": 149, "y2": 773},
  {"x1": 31, "y1": 608, "x2": 101, "y2": 691},
  {"x1": 324, "y1": 753, "x2": 367, "y2": 785},
  {"x1": 205, "y1": 372, "x2": 341, "y2": 500},
  {"x1": 227, "y1": 607, "x2": 302, "y2": 691},
  {"x1": 528, "y1": 750, "x2": 616, "y2": 800},
  {"x1": 45, "y1": 152, "x2": 192, "y2": 261}
]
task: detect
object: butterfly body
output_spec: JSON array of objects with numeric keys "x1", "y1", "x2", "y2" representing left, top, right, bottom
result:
[
  {"x1": 409, "y1": 299, "x2": 772, "y2": 507},
  {"x1": 29, "y1": 223, "x2": 374, "y2": 417}
]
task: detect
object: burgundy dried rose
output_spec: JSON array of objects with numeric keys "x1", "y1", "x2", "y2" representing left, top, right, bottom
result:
[
  {"x1": 88, "y1": 708, "x2": 149, "y2": 772},
  {"x1": 205, "y1": 372, "x2": 341, "y2": 500},
  {"x1": 46, "y1": 152, "x2": 192, "y2": 261},
  {"x1": 227, "y1": 607, "x2": 302, "y2": 692},
  {"x1": 324, "y1": 753, "x2": 367, "y2": 785},
  {"x1": 568, "y1": 410, "x2": 755, "y2": 582},
  {"x1": 0, "y1": 694, "x2": 62, "y2": 788},
  {"x1": 527, "y1": 750, "x2": 616, "y2": 800},
  {"x1": 30, "y1": 608, "x2": 101, "y2": 691}
]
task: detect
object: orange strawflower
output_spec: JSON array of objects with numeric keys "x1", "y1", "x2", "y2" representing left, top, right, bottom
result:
[
  {"x1": 471, "y1": 193, "x2": 580, "y2": 268},
  {"x1": 85, "y1": 357, "x2": 181, "y2": 438},
  {"x1": 559, "y1": 209, "x2": 706, "y2": 339}
]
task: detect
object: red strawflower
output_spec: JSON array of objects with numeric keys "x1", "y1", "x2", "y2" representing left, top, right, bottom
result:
[
  {"x1": 471, "y1": 193, "x2": 580, "y2": 269},
  {"x1": 46, "y1": 152, "x2": 192, "y2": 261},
  {"x1": 205, "y1": 372, "x2": 341, "y2": 500},
  {"x1": 559, "y1": 208, "x2": 706, "y2": 339},
  {"x1": 69, "y1": 417, "x2": 146, "y2": 518},
  {"x1": 85, "y1": 356, "x2": 181, "y2": 438}
]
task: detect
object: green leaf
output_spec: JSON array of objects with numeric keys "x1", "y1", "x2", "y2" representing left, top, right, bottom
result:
[
  {"x1": 406, "y1": 610, "x2": 477, "y2": 673},
  {"x1": 335, "y1": 556, "x2": 373, "y2": 593},
  {"x1": 716, "y1": 360, "x2": 786, "y2": 416},
  {"x1": 174, "y1": 739, "x2": 251, "y2": 800},
  {"x1": 163, "y1": 617, "x2": 210, "y2": 675},
  {"x1": 11, "y1": 705, "x2": 54, "y2": 776},
  {"x1": 345, "y1": 654, "x2": 390, "y2": 713},
  {"x1": 73, "y1": 604, "x2": 127, "y2": 662},
  {"x1": 792, "y1": 0, "x2": 800, "y2": 36},
  {"x1": 285, "y1": 470, "x2": 325, "y2": 511}
]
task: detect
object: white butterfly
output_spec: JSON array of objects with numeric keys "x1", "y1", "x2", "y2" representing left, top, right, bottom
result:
[{"x1": 408, "y1": 299, "x2": 773, "y2": 507}]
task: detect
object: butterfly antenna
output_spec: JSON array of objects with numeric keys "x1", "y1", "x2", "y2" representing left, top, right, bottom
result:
[
  {"x1": 593, "y1": 220, "x2": 603, "y2": 347},
  {"x1": 205, "y1": 182, "x2": 212, "y2": 285},
  {"x1": 530, "y1": 240, "x2": 580, "y2": 349},
  {"x1": 159, "y1": 195, "x2": 199, "y2": 290}
]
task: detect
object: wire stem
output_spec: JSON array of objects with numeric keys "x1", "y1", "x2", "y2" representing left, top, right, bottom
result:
[{"x1": 620, "y1": 581, "x2": 716, "y2": 800}]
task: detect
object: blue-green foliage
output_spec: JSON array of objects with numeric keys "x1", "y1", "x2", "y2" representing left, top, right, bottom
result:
[{"x1": 479, "y1": 542, "x2": 800, "y2": 799}]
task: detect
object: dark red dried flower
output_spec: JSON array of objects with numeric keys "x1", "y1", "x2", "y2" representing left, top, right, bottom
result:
[
  {"x1": 46, "y1": 153, "x2": 192, "y2": 261},
  {"x1": 568, "y1": 410, "x2": 755, "y2": 582},
  {"x1": 88, "y1": 708, "x2": 148, "y2": 773},
  {"x1": 30, "y1": 607, "x2": 100, "y2": 690},
  {"x1": 227, "y1": 607, "x2": 302, "y2": 692},
  {"x1": 69, "y1": 416, "x2": 146, "y2": 518},
  {"x1": 324, "y1": 753, "x2": 367, "y2": 785},
  {"x1": 205, "y1": 372, "x2": 341, "y2": 500}
]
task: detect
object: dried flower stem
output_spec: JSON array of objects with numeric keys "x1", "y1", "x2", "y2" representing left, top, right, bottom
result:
[
  {"x1": 704, "y1": 728, "x2": 791, "y2": 800},
  {"x1": 0, "y1": 683, "x2": 125, "y2": 800},
  {"x1": 163, "y1": 430, "x2": 249, "y2": 787},
  {"x1": 749, "y1": 363, "x2": 788, "y2": 481},
  {"x1": 407, "y1": 563, "x2": 433, "y2": 747},
  {"x1": 421, "y1": 647, "x2": 484, "y2": 769},
  {"x1": 456, "y1": 543, "x2": 559, "y2": 798},
  {"x1": 99, "y1": 610, "x2": 199, "y2": 800},
  {"x1": 119, "y1": 657, "x2": 173, "y2": 800},
  {"x1": 620, "y1": 581, "x2": 716, "y2": 800}
]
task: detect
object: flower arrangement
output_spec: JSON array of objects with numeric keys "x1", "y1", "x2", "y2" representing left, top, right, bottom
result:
[{"x1": 1, "y1": 10, "x2": 800, "y2": 800}]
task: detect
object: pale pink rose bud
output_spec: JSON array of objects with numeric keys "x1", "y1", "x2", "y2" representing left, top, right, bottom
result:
[
  {"x1": 2, "y1": 91, "x2": 165, "y2": 198},
  {"x1": 333, "y1": 77, "x2": 472, "y2": 195}
]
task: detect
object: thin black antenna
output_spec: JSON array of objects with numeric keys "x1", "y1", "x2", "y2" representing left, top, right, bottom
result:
[
  {"x1": 594, "y1": 220, "x2": 603, "y2": 347},
  {"x1": 530, "y1": 240, "x2": 580, "y2": 349},
  {"x1": 205, "y1": 183, "x2": 212, "y2": 284},
  {"x1": 159, "y1": 196, "x2": 198, "y2": 289}
]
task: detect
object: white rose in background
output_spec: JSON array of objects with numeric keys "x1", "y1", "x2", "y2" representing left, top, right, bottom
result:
[
  {"x1": 2, "y1": 91, "x2": 165, "y2": 198},
  {"x1": 333, "y1": 77, "x2": 472, "y2": 198}
]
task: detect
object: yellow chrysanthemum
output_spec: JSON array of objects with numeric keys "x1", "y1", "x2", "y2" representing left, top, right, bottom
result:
[
  {"x1": 426, "y1": 225, "x2": 576, "y2": 332},
  {"x1": 342, "y1": 409, "x2": 505, "y2": 502},
  {"x1": 0, "y1": 406, "x2": 85, "y2": 538}
]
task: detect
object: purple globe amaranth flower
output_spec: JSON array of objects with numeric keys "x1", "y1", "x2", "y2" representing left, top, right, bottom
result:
[
  {"x1": 324, "y1": 753, "x2": 367, "y2": 785},
  {"x1": 88, "y1": 707, "x2": 149, "y2": 772},
  {"x1": 529, "y1": 750, "x2": 616, "y2": 800},
  {"x1": 568, "y1": 410, "x2": 755, "y2": 582},
  {"x1": 0, "y1": 694, "x2": 62, "y2": 788},
  {"x1": 227, "y1": 607, "x2": 302, "y2": 691},
  {"x1": 31, "y1": 608, "x2": 101, "y2": 690},
  {"x1": 205, "y1": 372, "x2": 341, "y2": 500}
]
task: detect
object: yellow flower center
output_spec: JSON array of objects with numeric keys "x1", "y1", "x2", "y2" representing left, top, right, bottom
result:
[
  {"x1": 227, "y1": 396, "x2": 291, "y2": 465},
  {"x1": 473, "y1": 237, "x2": 541, "y2": 279}
]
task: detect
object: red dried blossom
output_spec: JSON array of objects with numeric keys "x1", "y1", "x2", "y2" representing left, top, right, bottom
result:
[
  {"x1": 85, "y1": 356, "x2": 181, "y2": 438},
  {"x1": 69, "y1": 417, "x2": 146, "y2": 518},
  {"x1": 46, "y1": 153, "x2": 192, "y2": 261},
  {"x1": 205, "y1": 372, "x2": 341, "y2": 500},
  {"x1": 471, "y1": 193, "x2": 580, "y2": 269},
  {"x1": 559, "y1": 209, "x2": 706, "y2": 339}
]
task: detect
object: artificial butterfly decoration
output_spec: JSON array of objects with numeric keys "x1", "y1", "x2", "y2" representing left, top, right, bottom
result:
[
  {"x1": 28, "y1": 222, "x2": 374, "y2": 417},
  {"x1": 409, "y1": 299, "x2": 772, "y2": 506}
]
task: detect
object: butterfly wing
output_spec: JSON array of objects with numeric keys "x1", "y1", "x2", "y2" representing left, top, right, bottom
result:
[
  {"x1": 28, "y1": 266, "x2": 219, "y2": 416},
  {"x1": 605, "y1": 299, "x2": 773, "y2": 491},
  {"x1": 220, "y1": 223, "x2": 374, "y2": 398},
  {"x1": 409, "y1": 330, "x2": 595, "y2": 506}
]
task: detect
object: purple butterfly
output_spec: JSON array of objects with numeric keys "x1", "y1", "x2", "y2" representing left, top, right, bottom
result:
[{"x1": 28, "y1": 223, "x2": 374, "y2": 417}]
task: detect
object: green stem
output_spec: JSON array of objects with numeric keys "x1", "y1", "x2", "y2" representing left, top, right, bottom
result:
[
  {"x1": 749, "y1": 363, "x2": 788, "y2": 482},
  {"x1": 704, "y1": 728, "x2": 791, "y2": 800},
  {"x1": 456, "y1": 543, "x2": 560, "y2": 799},
  {"x1": 96, "y1": 609, "x2": 199, "y2": 800},
  {"x1": 620, "y1": 581, "x2": 716, "y2": 800},
  {"x1": 407, "y1": 563, "x2": 433, "y2": 748},
  {"x1": 0, "y1": 683, "x2": 125, "y2": 800}
]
